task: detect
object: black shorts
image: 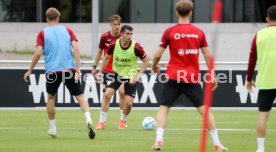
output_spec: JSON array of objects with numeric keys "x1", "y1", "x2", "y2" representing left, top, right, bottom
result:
[
  {"x1": 160, "y1": 80, "x2": 203, "y2": 107},
  {"x1": 257, "y1": 89, "x2": 276, "y2": 112},
  {"x1": 45, "y1": 70, "x2": 83, "y2": 96},
  {"x1": 102, "y1": 73, "x2": 117, "y2": 92},
  {"x1": 106, "y1": 74, "x2": 136, "y2": 98}
]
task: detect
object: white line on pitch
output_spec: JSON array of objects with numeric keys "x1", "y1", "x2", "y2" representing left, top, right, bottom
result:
[
  {"x1": 166, "y1": 128, "x2": 276, "y2": 132},
  {"x1": 1, "y1": 127, "x2": 276, "y2": 132}
]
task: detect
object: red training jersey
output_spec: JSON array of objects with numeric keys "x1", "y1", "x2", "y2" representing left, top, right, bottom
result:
[
  {"x1": 160, "y1": 24, "x2": 208, "y2": 83},
  {"x1": 98, "y1": 31, "x2": 120, "y2": 73}
]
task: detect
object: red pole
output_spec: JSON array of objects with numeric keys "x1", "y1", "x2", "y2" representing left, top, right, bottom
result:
[
  {"x1": 199, "y1": 0, "x2": 223, "y2": 152},
  {"x1": 199, "y1": 57, "x2": 214, "y2": 152},
  {"x1": 212, "y1": 0, "x2": 223, "y2": 23}
]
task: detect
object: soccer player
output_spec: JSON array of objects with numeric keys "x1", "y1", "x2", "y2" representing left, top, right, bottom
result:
[
  {"x1": 246, "y1": 5, "x2": 276, "y2": 152},
  {"x1": 23, "y1": 7, "x2": 95, "y2": 139},
  {"x1": 97, "y1": 25, "x2": 149, "y2": 129},
  {"x1": 91, "y1": 15, "x2": 126, "y2": 130},
  {"x1": 151, "y1": 0, "x2": 227, "y2": 151}
]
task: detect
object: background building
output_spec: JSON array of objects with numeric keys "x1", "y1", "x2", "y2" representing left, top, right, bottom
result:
[{"x1": 0, "y1": 0, "x2": 276, "y2": 23}]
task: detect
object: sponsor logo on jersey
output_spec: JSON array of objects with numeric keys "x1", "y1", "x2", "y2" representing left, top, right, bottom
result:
[
  {"x1": 178, "y1": 49, "x2": 185, "y2": 56},
  {"x1": 177, "y1": 49, "x2": 199, "y2": 56},
  {"x1": 174, "y1": 33, "x2": 199, "y2": 40}
]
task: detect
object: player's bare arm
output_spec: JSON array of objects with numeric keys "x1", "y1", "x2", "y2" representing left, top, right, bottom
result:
[
  {"x1": 98, "y1": 54, "x2": 111, "y2": 82},
  {"x1": 201, "y1": 47, "x2": 213, "y2": 70},
  {"x1": 246, "y1": 81, "x2": 255, "y2": 92},
  {"x1": 139, "y1": 57, "x2": 149, "y2": 76},
  {"x1": 152, "y1": 47, "x2": 165, "y2": 74},
  {"x1": 130, "y1": 57, "x2": 149, "y2": 85},
  {"x1": 201, "y1": 47, "x2": 217, "y2": 91},
  {"x1": 91, "y1": 48, "x2": 104, "y2": 77},
  {"x1": 23, "y1": 46, "x2": 43, "y2": 82},
  {"x1": 72, "y1": 40, "x2": 82, "y2": 80}
]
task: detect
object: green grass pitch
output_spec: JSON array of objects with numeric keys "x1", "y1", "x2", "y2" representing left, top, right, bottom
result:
[{"x1": 0, "y1": 110, "x2": 275, "y2": 152}]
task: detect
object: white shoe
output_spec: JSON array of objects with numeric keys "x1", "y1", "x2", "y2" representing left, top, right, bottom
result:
[{"x1": 48, "y1": 128, "x2": 57, "y2": 138}]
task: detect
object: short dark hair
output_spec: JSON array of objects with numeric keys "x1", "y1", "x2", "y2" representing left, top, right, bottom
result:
[
  {"x1": 109, "y1": 14, "x2": 122, "y2": 23},
  {"x1": 120, "y1": 25, "x2": 133, "y2": 33},
  {"x1": 267, "y1": 5, "x2": 276, "y2": 21},
  {"x1": 176, "y1": 0, "x2": 193, "y2": 17},
  {"x1": 46, "y1": 7, "x2": 61, "y2": 21}
]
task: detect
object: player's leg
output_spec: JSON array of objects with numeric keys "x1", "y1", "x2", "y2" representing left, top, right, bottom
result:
[
  {"x1": 47, "y1": 94, "x2": 56, "y2": 120},
  {"x1": 255, "y1": 89, "x2": 276, "y2": 152},
  {"x1": 183, "y1": 83, "x2": 227, "y2": 151},
  {"x1": 118, "y1": 82, "x2": 135, "y2": 129},
  {"x1": 47, "y1": 94, "x2": 57, "y2": 137},
  {"x1": 74, "y1": 94, "x2": 92, "y2": 122},
  {"x1": 152, "y1": 80, "x2": 181, "y2": 151},
  {"x1": 98, "y1": 87, "x2": 116, "y2": 123},
  {"x1": 45, "y1": 72, "x2": 61, "y2": 137},
  {"x1": 256, "y1": 112, "x2": 270, "y2": 152},
  {"x1": 118, "y1": 95, "x2": 133, "y2": 129},
  {"x1": 74, "y1": 94, "x2": 96, "y2": 139},
  {"x1": 197, "y1": 106, "x2": 216, "y2": 130},
  {"x1": 152, "y1": 105, "x2": 170, "y2": 151},
  {"x1": 118, "y1": 84, "x2": 125, "y2": 122},
  {"x1": 197, "y1": 106, "x2": 227, "y2": 151},
  {"x1": 98, "y1": 73, "x2": 121, "y2": 129},
  {"x1": 97, "y1": 73, "x2": 112, "y2": 129},
  {"x1": 65, "y1": 71, "x2": 93, "y2": 123},
  {"x1": 65, "y1": 71, "x2": 95, "y2": 139}
]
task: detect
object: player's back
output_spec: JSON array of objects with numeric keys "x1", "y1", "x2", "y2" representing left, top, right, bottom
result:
[
  {"x1": 255, "y1": 26, "x2": 276, "y2": 89},
  {"x1": 43, "y1": 25, "x2": 75, "y2": 72},
  {"x1": 164, "y1": 24, "x2": 208, "y2": 83}
]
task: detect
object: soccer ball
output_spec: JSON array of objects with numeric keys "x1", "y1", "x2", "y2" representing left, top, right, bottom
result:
[{"x1": 142, "y1": 117, "x2": 156, "y2": 130}]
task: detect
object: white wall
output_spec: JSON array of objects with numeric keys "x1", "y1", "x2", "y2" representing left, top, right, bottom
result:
[{"x1": 0, "y1": 23, "x2": 265, "y2": 63}]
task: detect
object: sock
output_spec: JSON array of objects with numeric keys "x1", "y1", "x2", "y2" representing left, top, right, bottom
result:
[
  {"x1": 209, "y1": 130, "x2": 221, "y2": 146},
  {"x1": 120, "y1": 112, "x2": 127, "y2": 121},
  {"x1": 120, "y1": 110, "x2": 124, "y2": 120},
  {"x1": 49, "y1": 119, "x2": 56, "y2": 130},
  {"x1": 99, "y1": 111, "x2": 107, "y2": 123},
  {"x1": 257, "y1": 138, "x2": 265, "y2": 152},
  {"x1": 84, "y1": 112, "x2": 92, "y2": 124},
  {"x1": 156, "y1": 128, "x2": 164, "y2": 142}
]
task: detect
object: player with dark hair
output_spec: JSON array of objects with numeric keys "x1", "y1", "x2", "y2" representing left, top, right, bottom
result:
[
  {"x1": 91, "y1": 15, "x2": 126, "y2": 130},
  {"x1": 97, "y1": 25, "x2": 149, "y2": 129},
  {"x1": 246, "y1": 5, "x2": 276, "y2": 152}
]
